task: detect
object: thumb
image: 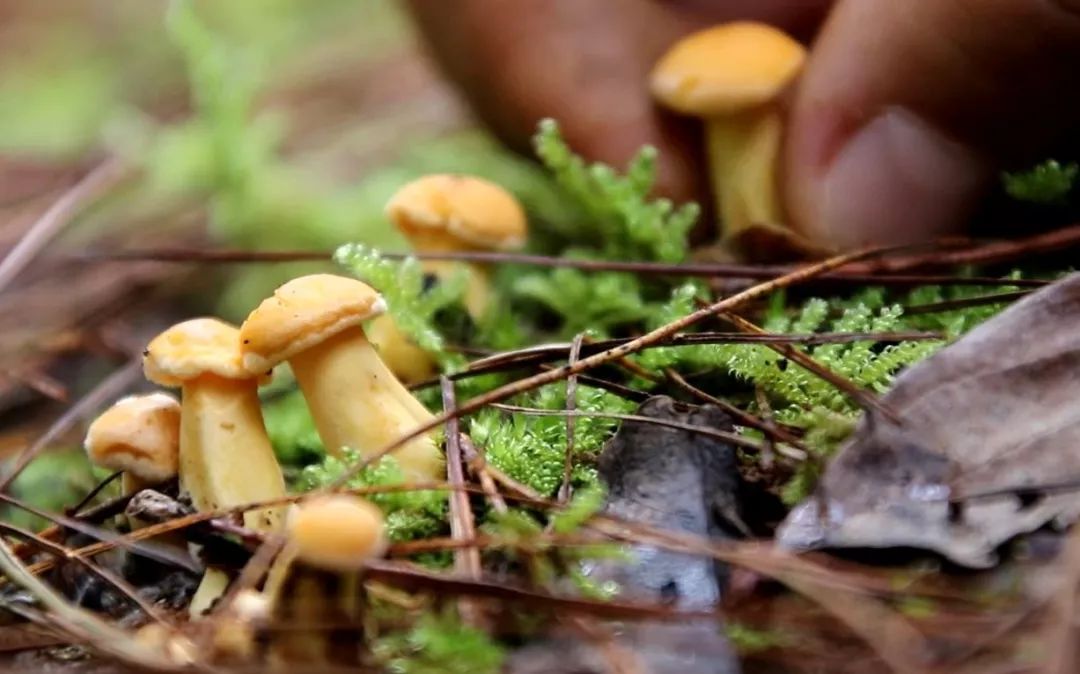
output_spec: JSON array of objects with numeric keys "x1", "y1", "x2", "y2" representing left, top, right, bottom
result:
[{"x1": 784, "y1": 0, "x2": 1080, "y2": 249}]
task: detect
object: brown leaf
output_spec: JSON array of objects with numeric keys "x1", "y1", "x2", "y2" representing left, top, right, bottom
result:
[{"x1": 779, "y1": 273, "x2": 1080, "y2": 567}]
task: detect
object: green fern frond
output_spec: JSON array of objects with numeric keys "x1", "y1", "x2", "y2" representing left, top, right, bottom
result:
[
  {"x1": 533, "y1": 119, "x2": 698, "y2": 263},
  {"x1": 334, "y1": 243, "x2": 466, "y2": 368},
  {"x1": 373, "y1": 609, "x2": 505, "y2": 674}
]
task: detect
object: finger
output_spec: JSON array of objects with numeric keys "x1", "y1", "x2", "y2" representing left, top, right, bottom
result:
[
  {"x1": 663, "y1": 0, "x2": 830, "y2": 40},
  {"x1": 784, "y1": 0, "x2": 1080, "y2": 249},
  {"x1": 405, "y1": 0, "x2": 706, "y2": 203}
]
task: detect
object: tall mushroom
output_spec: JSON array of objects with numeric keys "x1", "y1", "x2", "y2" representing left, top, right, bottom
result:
[
  {"x1": 385, "y1": 173, "x2": 527, "y2": 319},
  {"x1": 650, "y1": 22, "x2": 810, "y2": 256},
  {"x1": 239, "y1": 274, "x2": 443, "y2": 480},
  {"x1": 143, "y1": 318, "x2": 288, "y2": 615},
  {"x1": 262, "y1": 494, "x2": 387, "y2": 664},
  {"x1": 84, "y1": 393, "x2": 181, "y2": 497}
]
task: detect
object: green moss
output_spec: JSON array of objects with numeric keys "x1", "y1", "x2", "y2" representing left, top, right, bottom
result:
[
  {"x1": 262, "y1": 389, "x2": 324, "y2": 468},
  {"x1": 373, "y1": 609, "x2": 505, "y2": 674},
  {"x1": 471, "y1": 385, "x2": 635, "y2": 498},
  {"x1": 299, "y1": 450, "x2": 446, "y2": 543},
  {"x1": 334, "y1": 243, "x2": 468, "y2": 370},
  {"x1": 1003, "y1": 159, "x2": 1079, "y2": 205},
  {"x1": 725, "y1": 622, "x2": 793, "y2": 653},
  {"x1": 533, "y1": 119, "x2": 697, "y2": 263},
  {"x1": 4, "y1": 449, "x2": 104, "y2": 531}
]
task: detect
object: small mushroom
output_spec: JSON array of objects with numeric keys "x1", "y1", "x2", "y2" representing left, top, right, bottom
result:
[
  {"x1": 287, "y1": 494, "x2": 387, "y2": 571},
  {"x1": 385, "y1": 173, "x2": 527, "y2": 319},
  {"x1": 143, "y1": 318, "x2": 288, "y2": 616},
  {"x1": 84, "y1": 393, "x2": 181, "y2": 497},
  {"x1": 239, "y1": 274, "x2": 443, "y2": 481},
  {"x1": 262, "y1": 495, "x2": 387, "y2": 664},
  {"x1": 650, "y1": 22, "x2": 810, "y2": 256}
]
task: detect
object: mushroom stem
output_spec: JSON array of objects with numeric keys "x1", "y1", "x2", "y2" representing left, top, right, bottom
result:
[
  {"x1": 179, "y1": 374, "x2": 286, "y2": 532},
  {"x1": 120, "y1": 474, "x2": 152, "y2": 498},
  {"x1": 426, "y1": 260, "x2": 492, "y2": 319},
  {"x1": 261, "y1": 495, "x2": 383, "y2": 665},
  {"x1": 367, "y1": 315, "x2": 437, "y2": 385},
  {"x1": 288, "y1": 326, "x2": 441, "y2": 479},
  {"x1": 705, "y1": 108, "x2": 785, "y2": 243},
  {"x1": 406, "y1": 229, "x2": 493, "y2": 318}
]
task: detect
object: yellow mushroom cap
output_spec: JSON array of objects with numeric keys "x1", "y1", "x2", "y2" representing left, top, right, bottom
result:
[
  {"x1": 385, "y1": 174, "x2": 528, "y2": 250},
  {"x1": 288, "y1": 495, "x2": 387, "y2": 571},
  {"x1": 143, "y1": 318, "x2": 258, "y2": 387},
  {"x1": 239, "y1": 274, "x2": 386, "y2": 374},
  {"x1": 84, "y1": 393, "x2": 181, "y2": 482},
  {"x1": 650, "y1": 22, "x2": 806, "y2": 116}
]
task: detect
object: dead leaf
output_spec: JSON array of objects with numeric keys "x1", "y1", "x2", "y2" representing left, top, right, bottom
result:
[{"x1": 778, "y1": 273, "x2": 1080, "y2": 567}]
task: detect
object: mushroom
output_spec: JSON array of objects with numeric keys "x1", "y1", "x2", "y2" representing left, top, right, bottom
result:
[
  {"x1": 384, "y1": 173, "x2": 527, "y2": 319},
  {"x1": 370, "y1": 174, "x2": 527, "y2": 382},
  {"x1": 650, "y1": 22, "x2": 810, "y2": 256},
  {"x1": 262, "y1": 495, "x2": 387, "y2": 664},
  {"x1": 143, "y1": 318, "x2": 288, "y2": 615},
  {"x1": 365, "y1": 310, "x2": 438, "y2": 385},
  {"x1": 84, "y1": 393, "x2": 181, "y2": 497},
  {"x1": 239, "y1": 274, "x2": 443, "y2": 481}
]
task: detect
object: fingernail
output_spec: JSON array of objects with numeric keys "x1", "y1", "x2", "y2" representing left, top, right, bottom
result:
[{"x1": 807, "y1": 108, "x2": 989, "y2": 248}]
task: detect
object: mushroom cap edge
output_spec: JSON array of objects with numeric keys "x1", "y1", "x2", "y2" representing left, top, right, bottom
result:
[{"x1": 239, "y1": 274, "x2": 386, "y2": 374}]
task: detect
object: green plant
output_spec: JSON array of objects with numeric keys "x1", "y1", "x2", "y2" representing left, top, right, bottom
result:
[
  {"x1": 299, "y1": 450, "x2": 446, "y2": 542},
  {"x1": 373, "y1": 609, "x2": 505, "y2": 674},
  {"x1": 533, "y1": 119, "x2": 697, "y2": 263},
  {"x1": 4, "y1": 450, "x2": 103, "y2": 531},
  {"x1": 1003, "y1": 159, "x2": 1079, "y2": 205},
  {"x1": 334, "y1": 243, "x2": 468, "y2": 368},
  {"x1": 470, "y1": 385, "x2": 636, "y2": 498}
]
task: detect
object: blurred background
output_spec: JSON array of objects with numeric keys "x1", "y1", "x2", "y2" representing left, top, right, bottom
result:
[{"x1": 0, "y1": 0, "x2": 581, "y2": 516}]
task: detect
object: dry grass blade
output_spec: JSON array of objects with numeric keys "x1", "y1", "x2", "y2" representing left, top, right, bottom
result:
[
  {"x1": 723, "y1": 313, "x2": 901, "y2": 423},
  {"x1": 664, "y1": 367, "x2": 807, "y2": 450},
  {"x1": 331, "y1": 249, "x2": 879, "y2": 488},
  {"x1": 0, "y1": 492, "x2": 197, "y2": 573},
  {"x1": 488, "y1": 404, "x2": 766, "y2": 453},
  {"x1": 0, "y1": 158, "x2": 129, "y2": 294},
  {"x1": 440, "y1": 378, "x2": 480, "y2": 582},
  {"x1": 21, "y1": 484, "x2": 474, "y2": 578},
  {"x1": 858, "y1": 222, "x2": 1080, "y2": 272},
  {"x1": 13, "y1": 485, "x2": 138, "y2": 560},
  {"x1": 448, "y1": 329, "x2": 942, "y2": 380},
  {"x1": 558, "y1": 333, "x2": 585, "y2": 503},
  {"x1": 0, "y1": 521, "x2": 168, "y2": 625},
  {"x1": 83, "y1": 247, "x2": 1050, "y2": 286},
  {"x1": 590, "y1": 521, "x2": 931, "y2": 674},
  {"x1": 459, "y1": 434, "x2": 509, "y2": 514},
  {"x1": 0, "y1": 535, "x2": 183, "y2": 670},
  {"x1": 902, "y1": 290, "x2": 1032, "y2": 315},
  {"x1": 362, "y1": 560, "x2": 717, "y2": 621}
]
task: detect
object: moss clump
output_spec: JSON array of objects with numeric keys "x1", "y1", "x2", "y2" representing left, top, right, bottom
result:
[
  {"x1": 1003, "y1": 159, "x2": 1079, "y2": 205},
  {"x1": 372, "y1": 610, "x2": 505, "y2": 674},
  {"x1": 298, "y1": 450, "x2": 446, "y2": 543}
]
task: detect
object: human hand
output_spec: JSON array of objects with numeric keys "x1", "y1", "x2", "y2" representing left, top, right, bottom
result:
[{"x1": 406, "y1": 0, "x2": 1080, "y2": 250}]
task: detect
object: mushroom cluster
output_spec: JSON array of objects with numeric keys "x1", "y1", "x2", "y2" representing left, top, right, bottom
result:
[{"x1": 80, "y1": 173, "x2": 520, "y2": 630}]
